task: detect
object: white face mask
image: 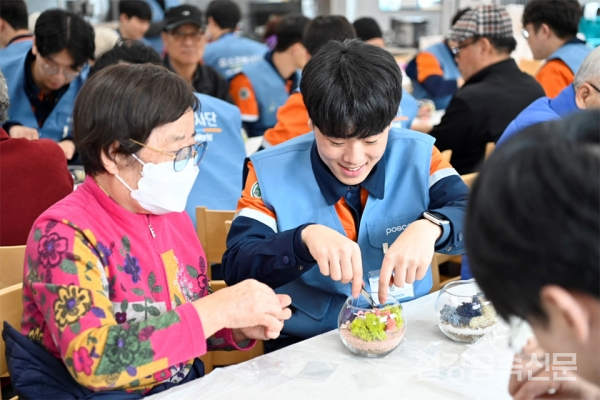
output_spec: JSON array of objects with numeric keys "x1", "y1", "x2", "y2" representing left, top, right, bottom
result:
[{"x1": 116, "y1": 154, "x2": 199, "y2": 215}]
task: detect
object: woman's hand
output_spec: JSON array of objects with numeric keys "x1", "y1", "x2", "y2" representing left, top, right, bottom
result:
[
  {"x1": 193, "y1": 280, "x2": 291, "y2": 339},
  {"x1": 301, "y1": 224, "x2": 363, "y2": 298}
]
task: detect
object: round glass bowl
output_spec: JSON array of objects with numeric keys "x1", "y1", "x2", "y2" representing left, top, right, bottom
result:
[
  {"x1": 338, "y1": 295, "x2": 406, "y2": 357},
  {"x1": 435, "y1": 279, "x2": 497, "y2": 343}
]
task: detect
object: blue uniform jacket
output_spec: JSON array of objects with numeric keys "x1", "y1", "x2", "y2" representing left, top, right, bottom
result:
[{"x1": 203, "y1": 33, "x2": 268, "y2": 80}]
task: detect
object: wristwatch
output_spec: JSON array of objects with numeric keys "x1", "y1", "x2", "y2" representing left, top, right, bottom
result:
[
  {"x1": 421, "y1": 211, "x2": 450, "y2": 227},
  {"x1": 421, "y1": 211, "x2": 450, "y2": 242}
]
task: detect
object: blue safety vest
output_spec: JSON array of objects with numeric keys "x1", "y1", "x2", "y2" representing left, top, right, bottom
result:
[
  {"x1": 411, "y1": 42, "x2": 461, "y2": 110},
  {"x1": 0, "y1": 42, "x2": 88, "y2": 142},
  {"x1": 240, "y1": 58, "x2": 299, "y2": 137},
  {"x1": 204, "y1": 33, "x2": 268, "y2": 80},
  {"x1": 250, "y1": 130, "x2": 435, "y2": 339},
  {"x1": 546, "y1": 42, "x2": 591, "y2": 75},
  {"x1": 499, "y1": 84, "x2": 578, "y2": 146},
  {"x1": 394, "y1": 89, "x2": 419, "y2": 129},
  {"x1": 0, "y1": 39, "x2": 32, "y2": 60},
  {"x1": 186, "y1": 93, "x2": 246, "y2": 224}
]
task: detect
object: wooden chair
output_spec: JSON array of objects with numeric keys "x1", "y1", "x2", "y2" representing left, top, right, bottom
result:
[
  {"x1": 1, "y1": 284, "x2": 23, "y2": 382},
  {"x1": 429, "y1": 172, "x2": 480, "y2": 292},
  {"x1": 199, "y1": 276, "x2": 265, "y2": 374},
  {"x1": 485, "y1": 142, "x2": 495, "y2": 160},
  {"x1": 0, "y1": 246, "x2": 26, "y2": 290},
  {"x1": 195, "y1": 207, "x2": 236, "y2": 280},
  {"x1": 441, "y1": 149, "x2": 452, "y2": 164}
]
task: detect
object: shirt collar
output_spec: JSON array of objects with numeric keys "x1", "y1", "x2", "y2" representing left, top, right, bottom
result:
[
  {"x1": 7, "y1": 34, "x2": 33, "y2": 46},
  {"x1": 464, "y1": 58, "x2": 518, "y2": 86},
  {"x1": 309, "y1": 140, "x2": 385, "y2": 206}
]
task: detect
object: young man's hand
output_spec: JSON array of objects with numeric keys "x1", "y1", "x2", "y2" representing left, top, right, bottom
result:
[
  {"x1": 378, "y1": 219, "x2": 440, "y2": 304},
  {"x1": 9, "y1": 125, "x2": 39, "y2": 140},
  {"x1": 302, "y1": 224, "x2": 363, "y2": 298}
]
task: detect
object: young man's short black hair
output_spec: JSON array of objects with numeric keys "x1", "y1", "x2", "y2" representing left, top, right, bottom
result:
[
  {"x1": 352, "y1": 17, "x2": 380, "y2": 42},
  {"x1": 90, "y1": 41, "x2": 161, "y2": 76},
  {"x1": 206, "y1": 0, "x2": 240, "y2": 31},
  {"x1": 303, "y1": 15, "x2": 356, "y2": 56},
  {"x1": 465, "y1": 110, "x2": 600, "y2": 324},
  {"x1": 0, "y1": 0, "x2": 29, "y2": 31},
  {"x1": 301, "y1": 39, "x2": 402, "y2": 139},
  {"x1": 74, "y1": 63, "x2": 199, "y2": 176},
  {"x1": 118, "y1": 0, "x2": 152, "y2": 22},
  {"x1": 35, "y1": 9, "x2": 96, "y2": 68},
  {"x1": 274, "y1": 14, "x2": 310, "y2": 52},
  {"x1": 522, "y1": 0, "x2": 582, "y2": 39},
  {"x1": 451, "y1": 8, "x2": 471, "y2": 27}
]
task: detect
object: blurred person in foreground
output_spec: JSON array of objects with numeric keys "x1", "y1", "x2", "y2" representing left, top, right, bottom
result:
[{"x1": 465, "y1": 111, "x2": 600, "y2": 400}]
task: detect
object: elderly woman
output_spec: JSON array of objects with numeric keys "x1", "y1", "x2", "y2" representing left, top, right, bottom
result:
[{"x1": 4, "y1": 64, "x2": 291, "y2": 398}]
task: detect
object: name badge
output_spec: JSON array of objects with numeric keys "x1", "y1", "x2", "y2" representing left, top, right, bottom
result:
[{"x1": 368, "y1": 270, "x2": 415, "y2": 304}]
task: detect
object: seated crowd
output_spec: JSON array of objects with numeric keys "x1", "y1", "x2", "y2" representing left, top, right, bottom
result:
[{"x1": 0, "y1": 0, "x2": 598, "y2": 398}]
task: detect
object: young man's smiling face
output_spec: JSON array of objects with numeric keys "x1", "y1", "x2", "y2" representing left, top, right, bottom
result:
[{"x1": 311, "y1": 121, "x2": 390, "y2": 186}]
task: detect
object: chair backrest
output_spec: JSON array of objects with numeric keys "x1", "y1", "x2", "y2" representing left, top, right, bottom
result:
[
  {"x1": 0, "y1": 245, "x2": 26, "y2": 289},
  {"x1": 195, "y1": 207, "x2": 236, "y2": 279},
  {"x1": 485, "y1": 142, "x2": 495, "y2": 160},
  {"x1": 461, "y1": 172, "x2": 478, "y2": 189},
  {"x1": 518, "y1": 59, "x2": 543, "y2": 76},
  {"x1": 0, "y1": 283, "x2": 23, "y2": 376},
  {"x1": 441, "y1": 149, "x2": 452, "y2": 164}
]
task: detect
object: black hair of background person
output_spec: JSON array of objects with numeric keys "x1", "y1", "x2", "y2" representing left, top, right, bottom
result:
[
  {"x1": 274, "y1": 14, "x2": 310, "y2": 52},
  {"x1": 451, "y1": 7, "x2": 471, "y2": 26},
  {"x1": 118, "y1": 0, "x2": 152, "y2": 22},
  {"x1": 206, "y1": 0, "x2": 241, "y2": 31},
  {"x1": 352, "y1": 17, "x2": 380, "y2": 42},
  {"x1": 74, "y1": 64, "x2": 199, "y2": 176},
  {"x1": 90, "y1": 40, "x2": 161, "y2": 76},
  {"x1": 303, "y1": 15, "x2": 356, "y2": 56},
  {"x1": 486, "y1": 36, "x2": 517, "y2": 54},
  {"x1": 522, "y1": 0, "x2": 582, "y2": 39},
  {"x1": 465, "y1": 110, "x2": 600, "y2": 323},
  {"x1": 301, "y1": 39, "x2": 401, "y2": 139},
  {"x1": 0, "y1": 0, "x2": 29, "y2": 30},
  {"x1": 35, "y1": 9, "x2": 95, "y2": 67}
]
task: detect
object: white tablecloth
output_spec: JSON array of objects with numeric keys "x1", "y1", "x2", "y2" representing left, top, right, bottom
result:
[{"x1": 148, "y1": 292, "x2": 514, "y2": 400}]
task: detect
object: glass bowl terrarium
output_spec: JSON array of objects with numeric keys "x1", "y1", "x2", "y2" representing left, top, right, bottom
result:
[
  {"x1": 338, "y1": 295, "x2": 406, "y2": 357},
  {"x1": 435, "y1": 279, "x2": 497, "y2": 343}
]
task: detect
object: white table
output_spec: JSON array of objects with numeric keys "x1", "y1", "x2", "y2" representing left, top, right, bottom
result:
[{"x1": 148, "y1": 292, "x2": 514, "y2": 400}]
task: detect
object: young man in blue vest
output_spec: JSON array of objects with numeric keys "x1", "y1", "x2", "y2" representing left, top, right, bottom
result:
[
  {"x1": 405, "y1": 8, "x2": 471, "y2": 110},
  {"x1": 91, "y1": 41, "x2": 247, "y2": 219},
  {"x1": 229, "y1": 14, "x2": 310, "y2": 138},
  {"x1": 0, "y1": 9, "x2": 94, "y2": 161},
  {"x1": 522, "y1": 0, "x2": 591, "y2": 99},
  {"x1": 0, "y1": 0, "x2": 32, "y2": 59},
  {"x1": 203, "y1": 0, "x2": 268, "y2": 80},
  {"x1": 223, "y1": 39, "x2": 469, "y2": 351},
  {"x1": 117, "y1": 0, "x2": 152, "y2": 44}
]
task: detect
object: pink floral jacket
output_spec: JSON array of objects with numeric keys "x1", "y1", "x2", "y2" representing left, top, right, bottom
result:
[{"x1": 21, "y1": 177, "x2": 249, "y2": 393}]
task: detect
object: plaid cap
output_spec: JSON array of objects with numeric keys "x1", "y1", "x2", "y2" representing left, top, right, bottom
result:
[{"x1": 445, "y1": 5, "x2": 513, "y2": 43}]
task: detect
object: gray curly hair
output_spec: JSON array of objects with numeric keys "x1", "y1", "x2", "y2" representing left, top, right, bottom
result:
[{"x1": 0, "y1": 71, "x2": 9, "y2": 123}]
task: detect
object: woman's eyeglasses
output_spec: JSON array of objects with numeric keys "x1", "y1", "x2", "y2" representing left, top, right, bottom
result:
[{"x1": 129, "y1": 139, "x2": 207, "y2": 172}]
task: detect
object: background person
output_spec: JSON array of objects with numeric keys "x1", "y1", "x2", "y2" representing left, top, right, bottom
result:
[
  {"x1": 162, "y1": 4, "x2": 232, "y2": 104},
  {"x1": 0, "y1": 0, "x2": 32, "y2": 58},
  {"x1": 203, "y1": 0, "x2": 268, "y2": 80},
  {"x1": 522, "y1": 0, "x2": 591, "y2": 98},
  {"x1": 117, "y1": 0, "x2": 152, "y2": 43},
  {"x1": 0, "y1": 8, "x2": 95, "y2": 161},
  {"x1": 0, "y1": 70, "x2": 72, "y2": 246}
]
